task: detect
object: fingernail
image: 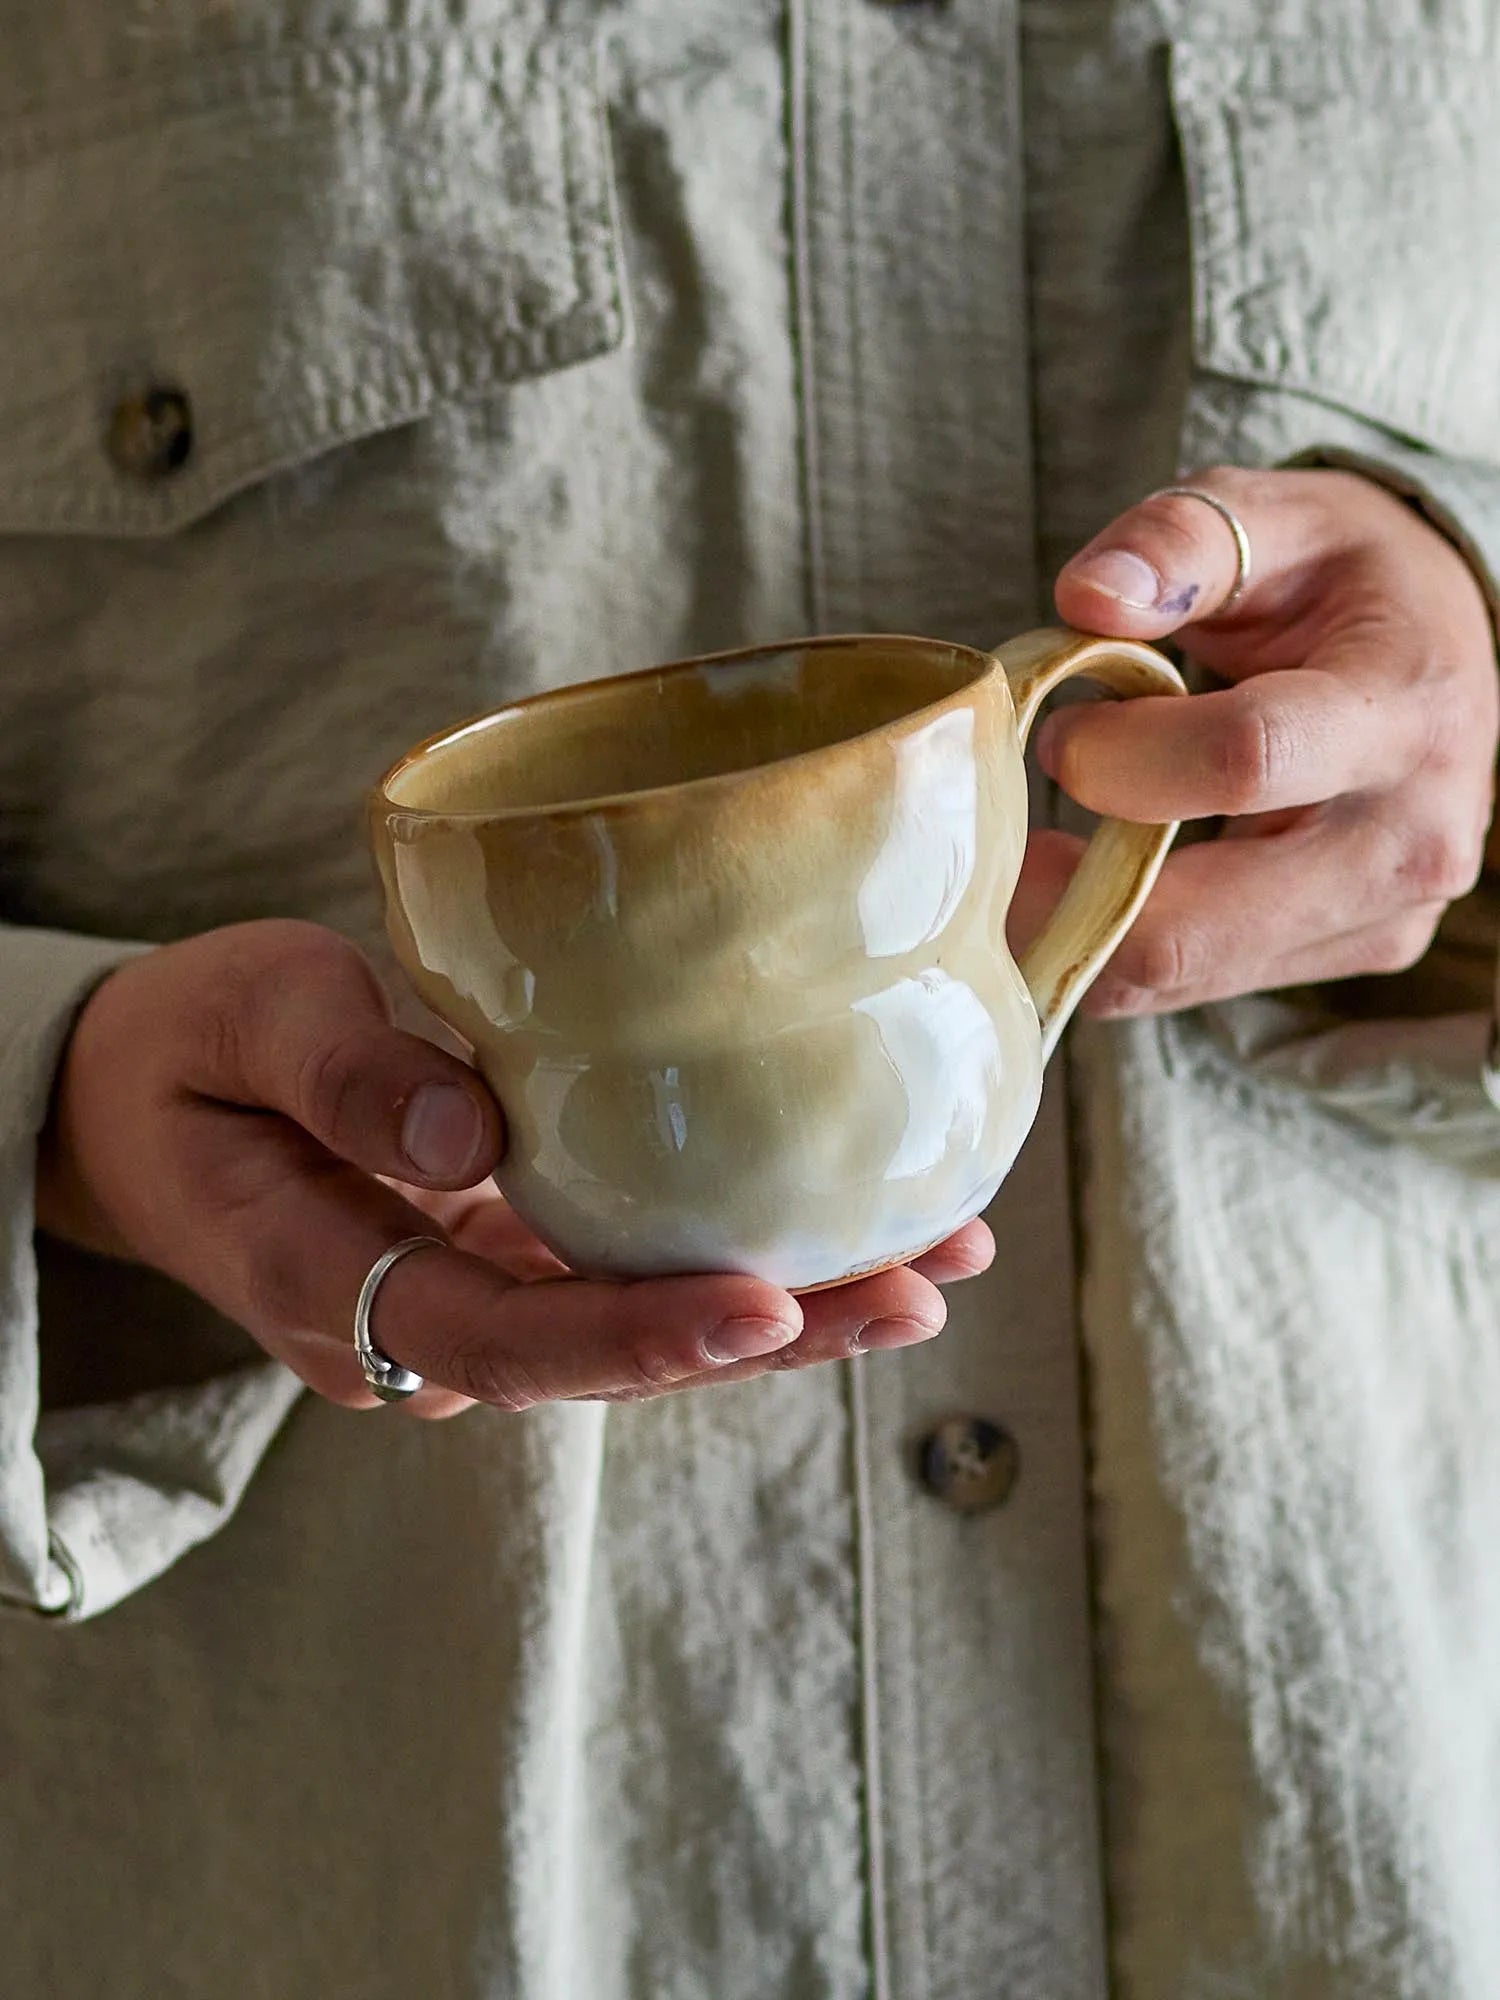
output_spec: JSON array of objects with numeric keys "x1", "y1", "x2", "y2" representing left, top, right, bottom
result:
[
  {"x1": 1033, "y1": 712, "x2": 1067, "y2": 778},
  {"x1": 402, "y1": 1083, "x2": 485, "y2": 1181},
  {"x1": 703, "y1": 1315, "x2": 801, "y2": 1364},
  {"x1": 1068, "y1": 548, "x2": 1162, "y2": 608},
  {"x1": 851, "y1": 1314, "x2": 944, "y2": 1353}
]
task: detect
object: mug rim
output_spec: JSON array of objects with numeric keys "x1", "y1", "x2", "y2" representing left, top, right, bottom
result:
[{"x1": 372, "y1": 631, "x2": 1003, "y2": 824}]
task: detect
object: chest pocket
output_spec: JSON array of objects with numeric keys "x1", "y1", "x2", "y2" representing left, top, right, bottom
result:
[
  {"x1": 1170, "y1": 32, "x2": 1500, "y2": 464},
  {"x1": 0, "y1": 31, "x2": 627, "y2": 538}
]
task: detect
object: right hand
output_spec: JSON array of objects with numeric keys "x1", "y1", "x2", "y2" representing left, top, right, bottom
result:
[{"x1": 35, "y1": 921, "x2": 992, "y2": 1418}]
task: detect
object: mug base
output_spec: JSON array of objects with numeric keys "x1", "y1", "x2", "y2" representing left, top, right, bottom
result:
[{"x1": 790, "y1": 1229, "x2": 953, "y2": 1296}]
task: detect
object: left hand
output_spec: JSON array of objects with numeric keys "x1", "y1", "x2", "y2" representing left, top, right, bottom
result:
[
  {"x1": 1013, "y1": 467, "x2": 1500, "y2": 1015},
  {"x1": 394, "y1": 1180, "x2": 993, "y2": 1412},
  {"x1": 36, "y1": 921, "x2": 995, "y2": 1424}
]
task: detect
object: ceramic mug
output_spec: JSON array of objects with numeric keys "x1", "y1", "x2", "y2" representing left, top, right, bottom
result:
[{"x1": 370, "y1": 626, "x2": 1185, "y2": 1292}]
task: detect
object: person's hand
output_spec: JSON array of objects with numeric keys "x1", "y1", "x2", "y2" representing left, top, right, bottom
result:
[
  {"x1": 1010, "y1": 467, "x2": 1500, "y2": 1016},
  {"x1": 34, "y1": 922, "x2": 992, "y2": 1418}
]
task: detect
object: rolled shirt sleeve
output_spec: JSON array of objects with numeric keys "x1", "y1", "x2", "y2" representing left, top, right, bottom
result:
[
  {"x1": 1281, "y1": 438, "x2": 1500, "y2": 1114},
  {"x1": 0, "y1": 923, "x2": 301, "y2": 1620}
]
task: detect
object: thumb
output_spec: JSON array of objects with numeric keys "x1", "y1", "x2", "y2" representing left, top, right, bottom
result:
[
  {"x1": 186, "y1": 920, "x2": 504, "y2": 1188},
  {"x1": 1054, "y1": 472, "x2": 1304, "y2": 641}
]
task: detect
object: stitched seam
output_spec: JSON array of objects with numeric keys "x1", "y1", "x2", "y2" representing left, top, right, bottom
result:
[
  {"x1": 556, "y1": 32, "x2": 590, "y2": 325},
  {"x1": 786, "y1": 0, "x2": 826, "y2": 635},
  {"x1": 0, "y1": 312, "x2": 620, "y2": 535},
  {"x1": 1171, "y1": 31, "x2": 1500, "y2": 83},
  {"x1": 1173, "y1": 42, "x2": 1500, "y2": 462},
  {"x1": 0, "y1": 30, "x2": 627, "y2": 535},
  {"x1": 1182, "y1": 80, "x2": 1495, "y2": 469},
  {"x1": 1194, "y1": 361, "x2": 1484, "y2": 467},
  {"x1": 808, "y1": 15, "x2": 886, "y2": 1989},
  {"x1": 841, "y1": 4, "x2": 870, "y2": 628},
  {"x1": 904, "y1": 1366, "x2": 936, "y2": 2000},
  {"x1": 583, "y1": 34, "x2": 631, "y2": 353},
  {"x1": 0, "y1": 33, "x2": 577, "y2": 168},
  {"x1": 1061, "y1": 1044, "x2": 1118, "y2": 1987},
  {"x1": 1174, "y1": 97, "x2": 1246, "y2": 378},
  {"x1": 845, "y1": 1357, "x2": 892, "y2": 2000},
  {"x1": 1037, "y1": 15, "x2": 1500, "y2": 51}
]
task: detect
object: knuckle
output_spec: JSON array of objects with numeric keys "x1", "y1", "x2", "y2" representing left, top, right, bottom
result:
[
  {"x1": 206, "y1": 923, "x2": 383, "y2": 1102},
  {"x1": 1398, "y1": 825, "x2": 1482, "y2": 904},
  {"x1": 250, "y1": 918, "x2": 369, "y2": 986},
  {"x1": 1416, "y1": 698, "x2": 1472, "y2": 776},
  {"x1": 1212, "y1": 699, "x2": 1286, "y2": 812},
  {"x1": 1143, "y1": 492, "x2": 1225, "y2": 580},
  {"x1": 1359, "y1": 912, "x2": 1442, "y2": 976},
  {"x1": 254, "y1": 920, "x2": 382, "y2": 1008},
  {"x1": 234, "y1": 919, "x2": 355, "y2": 1018},
  {"x1": 622, "y1": 1346, "x2": 681, "y2": 1394},
  {"x1": 196, "y1": 979, "x2": 247, "y2": 1090},
  {"x1": 188, "y1": 944, "x2": 268, "y2": 1093},
  {"x1": 444, "y1": 1341, "x2": 545, "y2": 1414},
  {"x1": 1127, "y1": 920, "x2": 1206, "y2": 995},
  {"x1": 292, "y1": 1030, "x2": 367, "y2": 1149}
]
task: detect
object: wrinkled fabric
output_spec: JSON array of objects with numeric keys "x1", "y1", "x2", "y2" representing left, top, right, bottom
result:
[
  {"x1": 4, "y1": 2, "x2": 1500, "y2": 1996},
  {"x1": 1079, "y1": 1006, "x2": 1500, "y2": 2000}
]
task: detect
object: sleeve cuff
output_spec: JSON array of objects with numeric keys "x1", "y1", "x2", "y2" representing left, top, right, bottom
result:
[
  {"x1": 0, "y1": 925, "x2": 301, "y2": 1619},
  {"x1": 1283, "y1": 439, "x2": 1500, "y2": 636}
]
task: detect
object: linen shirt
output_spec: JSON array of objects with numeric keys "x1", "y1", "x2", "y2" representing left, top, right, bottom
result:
[{"x1": 5, "y1": 3, "x2": 1500, "y2": 1995}]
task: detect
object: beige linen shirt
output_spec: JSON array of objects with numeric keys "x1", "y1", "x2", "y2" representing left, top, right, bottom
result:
[{"x1": 5, "y1": 3, "x2": 1500, "y2": 1996}]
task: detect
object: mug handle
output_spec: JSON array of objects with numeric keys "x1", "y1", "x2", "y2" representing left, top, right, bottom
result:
[{"x1": 992, "y1": 626, "x2": 1188, "y2": 1062}]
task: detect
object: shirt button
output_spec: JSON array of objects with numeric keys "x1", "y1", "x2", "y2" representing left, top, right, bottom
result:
[
  {"x1": 107, "y1": 385, "x2": 194, "y2": 479},
  {"x1": 917, "y1": 1415, "x2": 1019, "y2": 1515}
]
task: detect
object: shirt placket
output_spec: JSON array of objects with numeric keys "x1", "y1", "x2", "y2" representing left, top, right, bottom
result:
[{"x1": 790, "y1": 4, "x2": 1110, "y2": 1994}]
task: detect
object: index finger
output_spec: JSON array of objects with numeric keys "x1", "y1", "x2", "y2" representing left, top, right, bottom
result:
[
  {"x1": 369, "y1": 1215, "x2": 951, "y2": 1402},
  {"x1": 1035, "y1": 664, "x2": 1418, "y2": 822}
]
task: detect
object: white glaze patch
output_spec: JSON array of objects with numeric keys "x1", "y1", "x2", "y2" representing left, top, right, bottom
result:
[
  {"x1": 651, "y1": 1065, "x2": 690, "y2": 1154},
  {"x1": 585, "y1": 814, "x2": 620, "y2": 918},
  {"x1": 853, "y1": 968, "x2": 1002, "y2": 1180},
  {"x1": 395, "y1": 836, "x2": 536, "y2": 1025},
  {"x1": 857, "y1": 708, "x2": 978, "y2": 958}
]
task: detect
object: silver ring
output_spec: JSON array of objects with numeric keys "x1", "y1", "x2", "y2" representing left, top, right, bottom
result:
[
  {"x1": 1153, "y1": 485, "x2": 1253, "y2": 609},
  {"x1": 354, "y1": 1236, "x2": 443, "y2": 1403}
]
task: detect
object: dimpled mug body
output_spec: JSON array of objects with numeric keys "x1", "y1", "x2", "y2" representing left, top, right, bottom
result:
[{"x1": 370, "y1": 631, "x2": 1183, "y2": 1292}]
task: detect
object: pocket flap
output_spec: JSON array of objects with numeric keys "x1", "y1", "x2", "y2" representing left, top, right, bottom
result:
[
  {"x1": 1171, "y1": 36, "x2": 1500, "y2": 462},
  {"x1": 0, "y1": 34, "x2": 627, "y2": 537}
]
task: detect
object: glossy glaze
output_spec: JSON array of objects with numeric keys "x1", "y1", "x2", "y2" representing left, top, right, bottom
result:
[{"x1": 370, "y1": 629, "x2": 1183, "y2": 1290}]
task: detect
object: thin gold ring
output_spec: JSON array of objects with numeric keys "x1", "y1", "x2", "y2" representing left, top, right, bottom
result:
[{"x1": 1153, "y1": 485, "x2": 1253, "y2": 610}]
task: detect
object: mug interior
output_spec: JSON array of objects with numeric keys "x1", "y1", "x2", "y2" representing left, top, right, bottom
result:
[{"x1": 380, "y1": 636, "x2": 991, "y2": 815}]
